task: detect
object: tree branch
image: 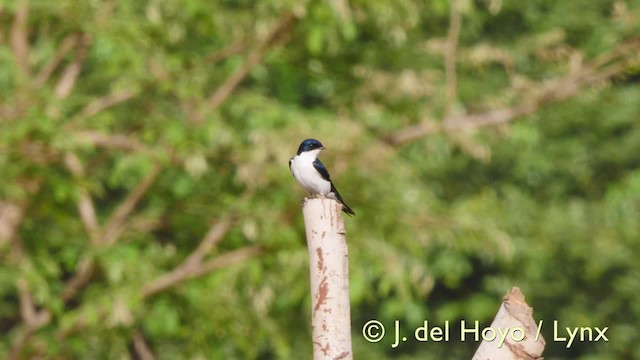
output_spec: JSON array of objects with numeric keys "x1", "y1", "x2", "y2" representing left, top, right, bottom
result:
[
  {"x1": 0, "y1": 7, "x2": 5, "y2": 45},
  {"x1": 102, "y1": 163, "x2": 161, "y2": 246},
  {"x1": 73, "y1": 89, "x2": 137, "y2": 120},
  {"x1": 55, "y1": 245, "x2": 262, "y2": 341},
  {"x1": 10, "y1": 0, "x2": 30, "y2": 79},
  {"x1": 204, "y1": 39, "x2": 247, "y2": 65},
  {"x1": 10, "y1": 278, "x2": 53, "y2": 360},
  {"x1": 182, "y1": 216, "x2": 233, "y2": 267},
  {"x1": 61, "y1": 256, "x2": 95, "y2": 302},
  {"x1": 0, "y1": 179, "x2": 40, "y2": 251},
  {"x1": 195, "y1": 11, "x2": 297, "y2": 121},
  {"x1": 442, "y1": 0, "x2": 492, "y2": 159},
  {"x1": 140, "y1": 216, "x2": 233, "y2": 298},
  {"x1": 386, "y1": 38, "x2": 640, "y2": 146},
  {"x1": 132, "y1": 330, "x2": 156, "y2": 360},
  {"x1": 0, "y1": 201, "x2": 26, "y2": 248},
  {"x1": 444, "y1": 0, "x2": 462, "y2": 117},
  {"x1": 62, "y1": 164, "x2": 162, "y2": 300},
  {"x1": 142, "y1": 245, "x2": 262, "y2": 298},
  {"x1": 72, "y1": 130, "x2": 153, "y2": 154},
  {"x1": 64, "y1": 152, "x2": 100, "y2": 245},
  {"x1": 32, "y1": 33, "x2": 80, "y2": 88},
  {"x1": 54, "y1": 33, "x2": 91, "y2": 99},
  {"x1": 17, "y1": 279, "x2": 51, "y2": 330}
]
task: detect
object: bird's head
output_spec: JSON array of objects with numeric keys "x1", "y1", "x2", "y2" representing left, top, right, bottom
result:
[{"x1": 296, "y1": 138, "x2": 326, "y2": 155}]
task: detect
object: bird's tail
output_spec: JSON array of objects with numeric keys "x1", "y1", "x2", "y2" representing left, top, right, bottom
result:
[{"x1": 331, "y1": 184, "x2": 355, "y2": 216}]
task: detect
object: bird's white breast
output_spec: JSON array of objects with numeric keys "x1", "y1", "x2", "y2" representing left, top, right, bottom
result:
[{"x1": 290, "y1": 151, "x2": 331, "y2": 195}]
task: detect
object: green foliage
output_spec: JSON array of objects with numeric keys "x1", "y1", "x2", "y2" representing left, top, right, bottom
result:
[{"x1": 1, "y1": 0, "x2": 640, "y2": 359}]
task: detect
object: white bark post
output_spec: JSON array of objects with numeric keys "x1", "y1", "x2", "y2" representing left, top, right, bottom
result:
[
  {"x1": 472, "y1": 287, "x2": 545, "y2": 360},
  {"x1": 302, "y1": 197, "x2": 353, "y2": 360}
]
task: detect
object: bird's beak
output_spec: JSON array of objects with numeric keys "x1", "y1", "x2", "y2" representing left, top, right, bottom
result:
[{"x1": 321, "y1": 146, "x2": 326, "y2": 150}]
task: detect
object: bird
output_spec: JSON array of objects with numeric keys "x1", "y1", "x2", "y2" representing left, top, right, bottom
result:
[{"x1": 289, "y1": 138, "x2": 355, "y2": 216}]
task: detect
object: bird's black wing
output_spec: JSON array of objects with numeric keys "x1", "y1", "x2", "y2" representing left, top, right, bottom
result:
[
  {"x1": 312, "y1": 159, "x2": 332, "y2": 181},
  {"x1": 314, "y1": 159, "x2": 355, "y2": 216}
]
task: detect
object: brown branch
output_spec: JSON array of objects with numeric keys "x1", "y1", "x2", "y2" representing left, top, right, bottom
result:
[
  {"x1": 132, "y1": 330, "x2": 156, "y2": 360},
  {"x1": 62, "y1": 164, "x2": 161, "y2": 300},
  {"x1": 452, "y1": 60, "x2": 633, "y2": 131},
  {"x1": 14, "y1": 141, "x2": 59, "y2": 164},
  {"x1": 56, "y1": 217, "x2": 252, "y2": 340},
  {"x1": 55, "y1": 245, "x2": 262, "y2": 341},
  {"x1": 386, "y1": 39, "x2": 640, "y2": 146},
  {"x1": 10, "y1": 0, "x2": 30, "y2": 79},
  {"x1": 6, "y1": 133, "x2": 160, "y2": 178},
  {"x1": 17, "y1": 279, "x2": 51, "y2": 330},
  {"x1": 32, "y1": 33, "x2": 80, "y2": 88},
  {"x1": 8, "y1": 332, "x2": 32, "y2": 360},
  {"x1": 64, "y1": 153, "x2": 100, "y2": 245},
  {"x1": 205, "y1": 39, "x2": 247, "y2": 65},
  {"x1": 183, "y1": 216, "x2": 233, "y2": 267},
  {"x1": 442, "y1": 0, "x2": 490, "y2": 159},
  {"x1": 187, "y1": 246, "x2": 263, "y2": 286},
  {"x1": 142, "y1": 245, "x2": 262, "y2": 298},
  {"x1": 586, "y1": 36, "x2": 640, "y2": 71},
  {"x1": 0, "y1": 201, "x2": 26, "y2": 248},
  {"x1": 0, "y1": 179, "x2": 41, "y2": 251},
  {"x1": 102, "y1": 163, "x2": 162, "y2": 246},
  {"x1": 61, "y1": 256, "x2": 95, "y2": 302},
  {"x1": 55, "y1": 306, "x2": 101, "y2": 341},
  {"x1": 74, "y1": 89, "x2": 137, "y2": 120},
  {"x1": 444, "y1": 0, "x2": 462, "y2": 117},
  {"x1": 0, "y1": 7, "x2": 5, "y2": 45},
  {"x1": 141, "y1": 216, "x2": 232, "y2": 298},
  {"x1": 10, "y1": 279, "x2": 53, "y2": 360},
  {"x1": 54, "y1": 33, "x2": 91, "y2": 99},
  {"x1": 196, "y1": 11, "x2": 297, "y2": 121},
  {"x1": 4, "y1": 183, "x2": 51, "y2": 359},
  {"x1": 8, "y1": 131, "x2": 168, "y2": 163},
  {"x1": 128, "y1": 214, "x2": 163, "y2": 233},
  {"x1": 73, "y1": 130, "x2": 152, "y2": 154}
]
